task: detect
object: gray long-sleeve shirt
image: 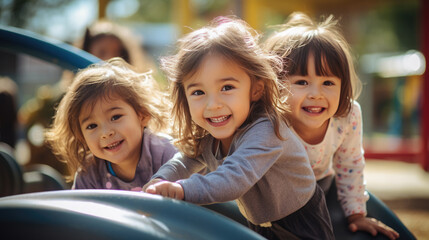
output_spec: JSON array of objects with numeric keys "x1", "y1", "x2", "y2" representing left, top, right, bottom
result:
[{"x1": 152, "y1": 117, "x2": 316, "y2": 225}]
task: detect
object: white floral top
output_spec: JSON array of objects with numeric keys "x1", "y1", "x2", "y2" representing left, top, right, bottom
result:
[{"x1": 291, "y1": 101, "x2": 369, "y2": 217}]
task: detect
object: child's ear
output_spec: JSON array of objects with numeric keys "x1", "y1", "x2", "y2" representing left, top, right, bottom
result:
[
  {"x1": 251, "y1": 80, "x2": 265, "y2": 102},
  {"x1": 140, "y1": 114, "x2": 151, "y2": 128}
]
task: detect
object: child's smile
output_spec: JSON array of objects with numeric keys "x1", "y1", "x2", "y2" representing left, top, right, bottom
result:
[
  {"x1": 206, "y1": 115, "x2": 231, "y2": 126},
  {"x1": 302, "y1": 106, "x2": 325, "y2": 114},
  {"x1": 104, "y1": 139, "x2": 124, "y2": 151}
]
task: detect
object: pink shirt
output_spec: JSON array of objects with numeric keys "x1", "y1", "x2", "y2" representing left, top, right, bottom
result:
[{"x1": 291, "y1": 101, "x2": 369, "y2": 216}]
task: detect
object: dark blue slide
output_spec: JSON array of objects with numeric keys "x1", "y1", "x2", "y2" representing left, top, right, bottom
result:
[
  {"x1": 0, "y1": 25, "x2": 100, "y2": 72},
  {"x1": 0, "y1": 190, "x2": 264, "y2": 240}
]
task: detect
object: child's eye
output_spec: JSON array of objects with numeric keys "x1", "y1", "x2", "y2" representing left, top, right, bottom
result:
[
  {"x1": 86, "y1": 123, "x2": 97, "y2": 130},
  {"x1": 221, "y1": 85, "x2": 234, "y2": 91},
  {"x1": 323, "y1": 80, "x2": 335, "y2": 86},
  {"x1": 294, "y1": 80, "x2": 308, "y2": 85},
  {"x1": 191, "y1": 90, "x2": 204, "y2": 96},
  {"x1": 111, "y1": 114, "x2": 122, "y2": 121}
]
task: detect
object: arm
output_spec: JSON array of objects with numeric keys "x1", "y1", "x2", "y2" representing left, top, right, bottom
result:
[
  {"x1": 151, "y1": 152, "x2": 207, "y2": 182},
  {"x1": 333, "y1": 102, "x2": 367, "y2": 216},
  {"x1": 142, "y1": 151, "x2": 206, "y2": 198},
  {"x1": 334, "y1": 102, "x2": 399, "y2": 239},
  {"x1": 178, "y1": 119, "x2": 284, "y2": 204}
]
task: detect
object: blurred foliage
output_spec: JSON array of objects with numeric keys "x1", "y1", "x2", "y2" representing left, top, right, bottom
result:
[
  {"x1": 191, "y1": 0, "x2": 230, "y2": 18},
  {"x1": 126, "y1": 0, "x2": 172, "y2": 23},
  {"x1": 0, "y1": 0, "x2": 71, "y2": 29},
  {"x1": 354, "y1": 1, "x2": 419, "y2": 54},
  {"x1": 121, "y1": 0, "x2": 231, "y2": 24}
]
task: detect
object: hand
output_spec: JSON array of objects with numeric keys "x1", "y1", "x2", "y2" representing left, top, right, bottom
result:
[
  {"x1": 144, "y1": 180, "x2": 184, "y2": 200},
  {"x1": 142, "y1": 178, "x2": 163, "y2": 192},
  {"x1": 348, "y1": 214, "x2": 400, "y2": 240}
]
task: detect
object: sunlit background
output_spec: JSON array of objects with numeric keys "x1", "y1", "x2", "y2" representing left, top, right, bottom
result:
[
  {"x1": 0, "y1": 0, "x2": 425, "y2": 156},
  {"x1": 0, "y1": 0, "x2": 428, "y2": 238}
]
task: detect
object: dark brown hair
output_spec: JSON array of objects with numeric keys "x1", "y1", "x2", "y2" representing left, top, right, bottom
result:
[{"x1": 264, "y1": 12, "x2": 362, "y2": 117}]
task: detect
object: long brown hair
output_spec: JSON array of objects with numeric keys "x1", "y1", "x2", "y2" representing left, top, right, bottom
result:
[
  {"x1": 45, "y1": 58, "x2": 171, "y2": 181},
  {"x1": 161, "y1": 16, "x2": 288, "y2": 158}
]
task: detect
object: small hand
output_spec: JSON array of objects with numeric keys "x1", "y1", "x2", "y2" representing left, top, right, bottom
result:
[
  {"x1": 145, "y1": 180, "x2": 184, "y2": 200},
  {"x1": 142, "y1": 178, "x2": 163, "y2": 192},
  {"x1": 348, "y1": 214, "x2": 399, "y2": 240}
]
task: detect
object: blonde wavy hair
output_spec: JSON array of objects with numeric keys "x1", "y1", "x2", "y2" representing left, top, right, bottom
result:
[
  {"x1": 264, "y1": 12, "x2": 362, "y2": 117},
  {"x1": 46, "y1": 58, "x2": 171, "y2": 181},
  {"x1": 161, "y1": 16, "x2": 289, "y2": 158}
]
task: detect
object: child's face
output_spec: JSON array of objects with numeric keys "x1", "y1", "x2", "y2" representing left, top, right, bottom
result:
[
  {"x1": 286, "y1": 53, "x2": 341, "y2": 139},
  {"x1": 89, "y1": 36, "x2": 124, "y2": 61},
  {"x1": 78, "y1": 94, "x2": 148, "y2": 167},
  {"x1": 183, "y1": 54, "x2": 258, "y2": 148}
]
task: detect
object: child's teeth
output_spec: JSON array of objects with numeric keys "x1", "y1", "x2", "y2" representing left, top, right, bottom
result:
[
  {"x1": 306, "y1": 107, "x2": 322, "y2": 113},
  {"x1": 211, "y1": 116, "x2": 228, "y2": 123},
  {"x1": 107, "y1": 142, "x2": 120, "y2": 149}
]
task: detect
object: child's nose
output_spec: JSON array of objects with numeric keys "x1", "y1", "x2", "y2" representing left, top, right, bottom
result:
[
  {"x1": 308, "y1": 85, "x2": 323, "y2": 99},
  {"x1": 101, "y1": 126, "x2": 114, "y2": 138},
  {"x1": 206, "y1": 95, "x2": 223, "y2": 110}
]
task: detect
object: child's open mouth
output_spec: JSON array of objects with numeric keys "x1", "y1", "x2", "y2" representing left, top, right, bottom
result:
[
  {"x1": 303, "y1": 107, "x2": 325, "y2": 113},
  {"x1": 206, "y1": 115, "x2": 231, "y2": 127},
  {"x1": 208, "y1": 115, "x2": 230, "y2": 123},
  {"x1": 104, "y1": 140, "x2": 124, "y2": 150}
]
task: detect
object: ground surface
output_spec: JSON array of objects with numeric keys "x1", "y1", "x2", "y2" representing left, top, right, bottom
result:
[{"x1": 365, "y1": 160, "x2": 429, "y2": 239}]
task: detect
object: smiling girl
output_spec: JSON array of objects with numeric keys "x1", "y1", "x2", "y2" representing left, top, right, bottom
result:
[
  {"x1": 46, "y1": 58, "x2": 177, "y2": 191},
  {"x1": 143, "y1": 16, "x2": 334, "y2": 239},
  {"x1": 264, "y1": 12, "x2": 399, "y2": 239}
]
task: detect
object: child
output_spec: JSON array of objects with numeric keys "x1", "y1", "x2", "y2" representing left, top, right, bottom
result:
[
  {"x1": 45, "y1": 58, "x2": 177, "y2": 191},
  {"x1": 264, "y1": 12, "x2": 399, "y2": 239},
  {"x1": 143, "y1": 16, "x2": 334, "y2": 240}
]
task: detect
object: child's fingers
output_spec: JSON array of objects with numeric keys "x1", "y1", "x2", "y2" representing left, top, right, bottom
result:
[
  {"x1": 349, "y1": 222, "x2": 377, "y2": 236},
  {"x1": 156, "y1": 183, "x2": 169, "y2": 197},
  {"x1": 145, "y1": 184, "x2": 157, "y2": 194},
  {"x1": 372, "y1": 220, "x2": 400, "y2": 240},
  {"x1": 348, "y1": 223, "x2": 358, "y2": 233},
  {"x1": 142, "y1": 178, "x2": 163, "y2": 192},
  {"x1": 350, "y1": 218, "x2": 399, "y2": 240},
  {"x1": 378, "y1": 228, "x2": 400, "y2": 240},
  {"x1": 166, "y1": 183, "x2": 182, "y2": 199},
  {"x1": 144, "y1": 181, "x2": 184, "y2": 200},
  {"x1": 349, "y1": 219, "x2": 378, "y2": 236},
  {"x1": 147, "y1": 182, "x2": 175, "y2": 198},
  {"x1": 168, "y1": 188, "x2": 177, "y2": 199}
]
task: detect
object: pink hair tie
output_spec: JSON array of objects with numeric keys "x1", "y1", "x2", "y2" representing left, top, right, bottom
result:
[{"x1": 212, "y1": 16, "x2": 233, "y2": 26}]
